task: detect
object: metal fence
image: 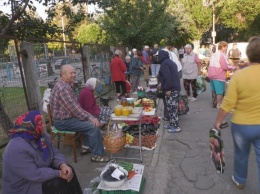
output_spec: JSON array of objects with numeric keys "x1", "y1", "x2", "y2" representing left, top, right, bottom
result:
[
  {"x1": 0, "y1": 36, "x2": 27, "y2": 146},
  {"x1": 0, "y1": 36, "x2": 128, "y2": 147}
]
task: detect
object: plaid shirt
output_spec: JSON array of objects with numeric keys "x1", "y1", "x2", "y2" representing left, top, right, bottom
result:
[{"x1": 49, "y1": 79, "x2": 94, "y2": 120}]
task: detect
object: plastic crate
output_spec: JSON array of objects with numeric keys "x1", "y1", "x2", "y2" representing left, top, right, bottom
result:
[
  {"x1": 137, "y1": 91, "x2": 145, "y2": 97},
  {"x1": 100, "y1": 177, "x2": 145, "y2": 194}
]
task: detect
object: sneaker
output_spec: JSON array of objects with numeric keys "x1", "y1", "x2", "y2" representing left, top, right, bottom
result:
[
  {"x1": 190, "y1": 97, "x2": 197, "y2": 101},
  {"x1": 232, "y1": 176, "x2": 244, "y2": 189},
  {"x1": 163, "y1": 118, "x2": 169, "y2": 121},
  {"x1": 164, "y1": 125, "x2": 171, "y2": 129},
  {"x1": 168, "y1": 127, "x2": 181, "y2": 133},
  {"x1": 188, "y1": 96, "x2": 192, "y2": 100},
  {"x1": 133, "y1": 91, "x2": 137, "y2": 94}
]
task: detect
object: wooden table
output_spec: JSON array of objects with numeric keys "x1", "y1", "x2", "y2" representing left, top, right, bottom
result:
[{"x1": 109, "y1": 110, "x2": 143, "y2": 162}]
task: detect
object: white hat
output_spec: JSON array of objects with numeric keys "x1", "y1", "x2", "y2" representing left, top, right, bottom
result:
[
  {"x1": 144, "y1": 45, "x2": 149, "y2": 49},
  {"x1": 132, "y1": 48, "x2": 137, "y2": 52}
]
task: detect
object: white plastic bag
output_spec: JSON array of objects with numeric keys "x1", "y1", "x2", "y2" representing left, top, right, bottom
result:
[{"x1": 42, "y1": 88, "x2": 51, "y2": 113}]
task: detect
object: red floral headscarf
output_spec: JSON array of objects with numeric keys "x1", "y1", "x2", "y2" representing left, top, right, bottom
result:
[{"x1": 9, "y1": 110, "x2": 48, "y2": 160}]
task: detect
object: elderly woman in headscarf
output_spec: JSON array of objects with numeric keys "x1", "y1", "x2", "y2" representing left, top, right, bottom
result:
[
  {"x1": 78, "y1": 78, "x2": 112, "y2": 126},
  {"x1": 2, "y1": 110, "x2": 82, "y2": 194}
]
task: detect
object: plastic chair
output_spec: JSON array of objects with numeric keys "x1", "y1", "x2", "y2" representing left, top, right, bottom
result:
[{"x1": 47, "y1": 104, "x2": 83, "y2": 163}]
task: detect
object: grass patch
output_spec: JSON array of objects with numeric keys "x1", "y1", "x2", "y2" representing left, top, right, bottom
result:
[{"x1": 0, "y1": 87, "x2": 46, "y2": 144}]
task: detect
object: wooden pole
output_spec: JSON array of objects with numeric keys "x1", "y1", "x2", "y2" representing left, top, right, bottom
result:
[
  {"x1": 20, "y1": 42, "x2": 43, "y2": 112},
  {"x1": 81, "y1": 45, "x2": 90, "y2": 82}
]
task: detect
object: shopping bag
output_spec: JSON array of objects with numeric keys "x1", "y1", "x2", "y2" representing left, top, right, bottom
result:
[
  {"x1": 196, "y1": 76, "x2": 206, "y2": 94},
  {"x1": 156, "y1": 88, "x2": 164, "y2": 99},
  {"x1": 178, "y1": 94, "x2": 189, "y2": 115},
  {"x1": 209, "y1": 128, "x2": 225, "y2": 173}
]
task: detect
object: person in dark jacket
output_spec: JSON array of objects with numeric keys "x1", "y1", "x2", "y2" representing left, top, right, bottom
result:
[
  {"x1": 129, "y1": 51, "x2": 144, "y2": 93},
  {"x1": 2, "y1": 110, "x2": 82, "y2": 194},
  {"x1": 158, "y1": 50, "x2": 181, "y2": 133},
  {"x1": 151, "y1": 44, "x2": 160, "y2": 77}
]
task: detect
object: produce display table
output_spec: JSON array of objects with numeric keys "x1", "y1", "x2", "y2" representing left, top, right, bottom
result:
[{"x1": 110, "y1": 110, "x2": 143, "y2": 162}]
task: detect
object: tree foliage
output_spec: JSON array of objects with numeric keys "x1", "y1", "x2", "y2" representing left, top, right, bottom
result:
[
  {"x1": 77, "y1": 23, "x2": 107, "y2": 44},
  {"x1": 168, "y1": 0, "x2": 213, "y2": 41},
  {"x1": 169, "y1": 0, "x2": 260, "y2": 43},
  {"x1": 0, "y1": 0, "x2": 86, "y2": 40},
  {"x1": 218, "y1": 0, "x2": 260, "y2": 41},
  {"x1": 99, "y1": 0, "x2": 184, "y2": 48}
]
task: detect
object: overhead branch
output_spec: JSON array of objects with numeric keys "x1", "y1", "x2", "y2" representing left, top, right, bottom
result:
[{"x1": 0, "y1": 0, "x2": 30, "y2": 36}]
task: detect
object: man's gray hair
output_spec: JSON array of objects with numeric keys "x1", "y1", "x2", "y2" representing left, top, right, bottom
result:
[
  {"x1": 115, "y1": 50, "x2": 122, "y2": 56},
  {"x1": 125, "y1": 56, "x2": 131, "y2": 60},
  {"x1": 185, "y1": 44, "x2": 192, "y2": 49}
]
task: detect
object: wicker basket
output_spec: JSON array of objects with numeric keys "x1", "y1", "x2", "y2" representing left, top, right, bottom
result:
[{"x1": 103, "y1": 122, "x2": 126, "y2": 154}]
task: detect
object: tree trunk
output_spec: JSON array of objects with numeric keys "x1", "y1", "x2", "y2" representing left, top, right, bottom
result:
[
  {"x1": 0, "y1": 99, "x2": 14, "y2": 133},
  {"x1": 81, "y1": 46, "x2": 90, "y2": 82}
]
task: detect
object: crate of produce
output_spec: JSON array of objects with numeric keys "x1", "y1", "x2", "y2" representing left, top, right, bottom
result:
[{"x1": 99, "y1": 177, "x2": 145, "y2": 194}]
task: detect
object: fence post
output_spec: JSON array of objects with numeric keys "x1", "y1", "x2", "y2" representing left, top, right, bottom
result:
[
  {"x1": 81, "y1": 45, "x2": 90, "y2": 82},
  {"x1": 20, "y1": 42, "x2": 43, "y2": 112}
]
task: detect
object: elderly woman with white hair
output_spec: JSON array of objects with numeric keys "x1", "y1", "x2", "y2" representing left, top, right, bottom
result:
[
  {"x1": 110, "y1": 50, "x2": 128, "y2": 98},
  {"x1": 78, "y1": 78, "x2": 112, "y2": 126},
  {"x1": 182, "y1": 44, "x2": 201, "y2": 101}
]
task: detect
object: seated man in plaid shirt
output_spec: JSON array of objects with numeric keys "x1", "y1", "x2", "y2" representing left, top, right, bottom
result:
[{"x1": 49, "y1": 65, "x2": 109, "y2": 162}]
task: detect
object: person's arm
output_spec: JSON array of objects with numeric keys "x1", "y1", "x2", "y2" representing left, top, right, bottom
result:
[
  {"x1": 219, "y1": 54, "x2": 236, "y2": 71},
  {"x1": 7, "y1": 142, "x2": 60, "y2": 182},
  {"x1": 194, "y1": 54, "x2": 202, "y2": 75},
  {"x1": 131, "y1": 58, "x2": 142, "y2": 70},
  {"x1": 214, "y1": 108, "x2": 230, "y2": 130},
  {"x1": 119, "y1": 59, "x2": 127, "y2": 72},
  {"x1": 42, "y1": 134, "x2": 73, "y2": 182},
  {"x1": 161, "y1": 63, "x2": 173, "y2": 92},
  {"x1": 142, "y1": 52, "x2": 149, "y2": 64},
  {"x1": 59, "y1": 86, "x2": 94, "y2": 121},
  {"x1": 80, "y1": 90, "x2": 100, "y2": 117},
  {"x1": 170, "y1": 52, "x2": 182, "y2": 71}
]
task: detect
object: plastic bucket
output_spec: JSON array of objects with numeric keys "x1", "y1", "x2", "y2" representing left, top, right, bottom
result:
[{"x1": 104, "y1": 76, "x2": 111, "y2": 85}]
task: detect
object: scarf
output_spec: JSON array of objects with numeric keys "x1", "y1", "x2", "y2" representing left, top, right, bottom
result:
[
  {"x1": 8, "y1": 110, "x2": 49, "y2": 161},
  {"x1": 85, "y1": 78, "x2": 98, "y2": 90}
]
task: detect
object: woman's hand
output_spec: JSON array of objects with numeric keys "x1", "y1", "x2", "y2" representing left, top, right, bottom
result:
[
  {"x1": 89, "y1": 117, "x2": 100, "y2": 127},
  {"x1": 166, "y1": 90, "x2": 171, "y2": 96},
  {"x1": 59, "y1": 163, "x2": 73, "y2": 182},
  {"x1": 214, "y1": 121, "x2": 222, "y2": 130},
  {"x1": 157, "y1": 83, "x2": 161, "y2": 90}
]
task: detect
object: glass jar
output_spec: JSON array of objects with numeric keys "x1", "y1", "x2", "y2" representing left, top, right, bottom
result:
[
  {"x1": 114, "y1": 106, "x2": 122, "y2": 116},
  {"x1": 128, "y1": 100, "x2": 134, "y2": 108},
  {"x1": 128, "y1": 106, "x2": 133, "y2": 114},
  {"x1": 121, "y1": 98, "x2": 127, "y2": 107},
  {"x1": 122, "y1": 107, "x2": 130, "y2": 116}
]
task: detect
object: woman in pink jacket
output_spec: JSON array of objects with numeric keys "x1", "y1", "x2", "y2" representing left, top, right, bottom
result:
[{"x1": 208, "y1": 41, "x2": 237, "y2": 108}]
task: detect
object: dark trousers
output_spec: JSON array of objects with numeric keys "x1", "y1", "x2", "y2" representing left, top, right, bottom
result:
[
  {"x1": 42, "y1": 166, "x2": 82, "y2": 194},
  {"x1": 183, "y1": 79, "x2": 197, "y2": 98},
  {"x1": 115, "y1": 81, "x2": 127, "y2": 95},
  {"x1": 131, "y1": 75, "x2": 140, "y2": 93}
]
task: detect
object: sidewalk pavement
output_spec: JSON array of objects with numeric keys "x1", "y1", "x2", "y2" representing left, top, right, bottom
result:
[{"x1": 61, "y1": 81, "x2": 258, "y2": 194}]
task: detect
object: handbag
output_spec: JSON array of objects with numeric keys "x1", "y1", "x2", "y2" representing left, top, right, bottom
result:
[
  {"x1": 156, "y1": 88, "x2": 165, "y2": 99},
  {"x1": 210, "y1": 128, "x2": 225, "y2": 173},
  {"x1": 196, "y1": 76, "x2": 206, "y2": 94},
  {"x1": 178, "y1": 94, "x2": 189, "y2": 115}
]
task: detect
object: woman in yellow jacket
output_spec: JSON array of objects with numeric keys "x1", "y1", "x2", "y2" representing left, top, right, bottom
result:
[{"x1": 214, "y1": 36, "x2": 260, "y2": 191}]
